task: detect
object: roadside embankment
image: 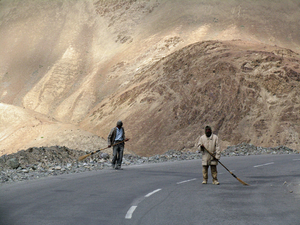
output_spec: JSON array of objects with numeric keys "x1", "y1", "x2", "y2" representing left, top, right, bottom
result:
[{"x1": 0, "y1": 143, "x2": 298, "y2": 184}]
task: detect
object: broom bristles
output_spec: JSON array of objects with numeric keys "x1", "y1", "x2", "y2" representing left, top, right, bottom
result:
[
  {"x1": 78, "y1": 153, "x2": 91, "y2": 161},
  {"x1": 236, "y1": 177, "x2": 250, "y2": 186},
  {"x1": 203, "y1": 146, "x2": 250, "y2": 186}
]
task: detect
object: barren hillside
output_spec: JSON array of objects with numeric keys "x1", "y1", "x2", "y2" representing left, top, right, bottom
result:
[
  {"x1": 81, "y1": 40, "x2": 300, "y2": 156},
  {"x1": 0, "y1": 0, "x2": 299, "y2": 156}
]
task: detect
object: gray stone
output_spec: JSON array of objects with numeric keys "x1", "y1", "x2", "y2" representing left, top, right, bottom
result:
[
  {"x1": 101, "y1": 153, "x2": 110, "y2": 160},
  {"x1": 0, "y1": 144, "x2": 298, "y2": 185},
  {"x1": 6, "y1": 158, "x2": 20, "y2": 169}
]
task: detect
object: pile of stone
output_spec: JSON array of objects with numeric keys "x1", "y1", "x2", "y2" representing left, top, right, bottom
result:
[
  {"x1": 0, "y1": 146, "x2": 111, "y2": 184},
  {"x1": 221, "y1": 143, "x2": 298, "y2": 156},
  {"x1": 0, "y1": 143, "x2": 298, "y2": 184}
]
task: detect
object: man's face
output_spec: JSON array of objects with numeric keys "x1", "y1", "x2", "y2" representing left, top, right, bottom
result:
[{"x1": 205, "y1": 128, "x2": 212, "y2": 137}]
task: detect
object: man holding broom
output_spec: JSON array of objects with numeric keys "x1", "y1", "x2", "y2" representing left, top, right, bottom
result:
[
  {"x1": 108, "y1": 120, "x2": 129, "y2": 170},
  {"x1": 197, "y1": 126, "x2": 221, "y2": 185}
]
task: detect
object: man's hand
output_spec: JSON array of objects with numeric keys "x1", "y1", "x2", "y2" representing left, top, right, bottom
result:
[
  {"x1": 108, "y1": 145, "x2": 111, "y2": 148},
  {"x1": 200, "y1": 145, "x2": 205, "y2": 151}
]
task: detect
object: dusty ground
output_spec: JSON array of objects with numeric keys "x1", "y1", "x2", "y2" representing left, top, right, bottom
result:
[{"x1": 0, "y1": 0, "x2": 299, "y2": 156}]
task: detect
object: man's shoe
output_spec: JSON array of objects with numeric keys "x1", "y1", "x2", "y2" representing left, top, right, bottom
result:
[
  {"x1": 212, "y1": 180, "x2": 220, "y2": 185},
  {"x1": 112, "y1": 164, "x2": 115, "y2": 169},
  {"x1": 202, "y1": 180, "x2": 207, "y2": 184}
]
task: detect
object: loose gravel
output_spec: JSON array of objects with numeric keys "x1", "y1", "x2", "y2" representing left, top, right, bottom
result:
[{"x1": 0, "y1": 143, "x2": 298, "y2": 184}]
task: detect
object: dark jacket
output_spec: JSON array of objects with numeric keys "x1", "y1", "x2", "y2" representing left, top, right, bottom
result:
[{"x1": 107, "y1": 127, "x2": 126, "y2": 146}]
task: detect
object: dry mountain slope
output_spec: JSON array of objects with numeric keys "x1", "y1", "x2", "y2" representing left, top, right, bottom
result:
[
  {"x1": 0, "y1": 0, "x2": 300, "y2": 155},
  {"x1": 0, "y1": 103, "x2": 108, "y2": 156},
  {"x1": 81, "y1": 40, "x2": 300, "y2": 156}
]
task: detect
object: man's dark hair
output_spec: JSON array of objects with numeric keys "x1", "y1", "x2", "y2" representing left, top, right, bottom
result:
[
  {"x1": 117, "y1": 120, "x2": 123, "y2": 127},
  {"x1": 205, "y1": 126, "x2": 211, "y2": 131}
]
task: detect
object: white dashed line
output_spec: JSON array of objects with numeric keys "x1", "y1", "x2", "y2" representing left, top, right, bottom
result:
[
  {"x1": 145, "y1": 189, "x2": 162, "y2": 197},
  {"x1": 293, "y1": 159, "x2": 300, "y2": 161},
  {"x1": 126, "y1": 178, "x2": 201, "y2": 219},
  {"x1": 253, "y1": 162, "x2": 274, "y2": 168},
  {"x1": 125, "y1": 206, "x2": 137, "y2": 219},
  {"x1": 177, "y1": 178, "x2": 197, "y2": 185},
  {"x1": 126, "y1": 189, "x2": 162, "y2": 219}
]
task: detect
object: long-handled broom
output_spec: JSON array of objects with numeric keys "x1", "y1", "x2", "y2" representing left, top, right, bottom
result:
[
  {"x1": 202, "y1": 146, "x2": 250, "y2": 186},
  {"x1": 78, "y1": 140, "x2": 126, "y2": 161}
]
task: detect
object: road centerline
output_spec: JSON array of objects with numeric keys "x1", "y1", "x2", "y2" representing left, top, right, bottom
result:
[
  {"x1": 125, "y1": 206, "x2": 137, "y2": 219},
  {"x1": 253, "y1": 162, "x2": 274, "y2": 168},
  {"x1": 145, "y1": 189, "x2": 162, "y2": 197},
  {"x1": 176, "y1": 178, "x2": 197, "y2": 185},
  {"x1": 125, "y1": 189, "x2": 162, "y2": 219}
]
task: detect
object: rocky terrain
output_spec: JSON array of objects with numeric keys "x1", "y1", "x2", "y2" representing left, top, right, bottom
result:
[
  {"x1": 84, "y1": 40, "x2": 300, "y2": 156},
  {"x1": 0, "y1": 143, "x2": 298, "y2": 184},
  {"x1": 0, "y1": 0, "x2": 300, "y2": 157}
]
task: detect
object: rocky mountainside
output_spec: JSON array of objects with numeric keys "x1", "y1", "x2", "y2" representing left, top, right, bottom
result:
[
  {"x1": 81, "y1": 40, "x2": 300, "y2": 156},
  {"x1": 0, "y1": 0, "x2": 300, "y2": 156}
]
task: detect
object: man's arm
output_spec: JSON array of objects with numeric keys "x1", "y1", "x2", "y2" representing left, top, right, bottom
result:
[
  {"x1": 107, "y1": 128, "x2": 114, "y2": 147},
  {"x1": 214, "y1": 135, "x2": 221, "y2": 159},
  {"x1": 197, "y1": 136, "x2": 205, "y2": 151},
  {"x1": 123, "y1": 128, "x2": 130, "y2": 142}
]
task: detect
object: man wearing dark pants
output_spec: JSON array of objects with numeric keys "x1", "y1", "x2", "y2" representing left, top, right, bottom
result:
[{"x1": 107, "y1": 120, "x2": 129, "y2": 169}]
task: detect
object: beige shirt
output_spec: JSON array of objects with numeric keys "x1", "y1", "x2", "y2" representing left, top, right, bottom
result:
[{"x1": 197, "y1": 134, "x2": 220, "y2": 166}]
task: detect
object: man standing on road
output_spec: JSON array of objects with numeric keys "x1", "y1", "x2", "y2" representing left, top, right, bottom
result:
[
  {"x1": 108, "y1": 120, "x2": 129, "y2": 170},
  {"x1": 197, "y1": 126, "x2": 221, "y2": 185}
]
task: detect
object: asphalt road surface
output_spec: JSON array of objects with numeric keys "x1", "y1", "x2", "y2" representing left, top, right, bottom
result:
[{"x1": 1, "y1": 154, "x2": 299, "y2": 225}]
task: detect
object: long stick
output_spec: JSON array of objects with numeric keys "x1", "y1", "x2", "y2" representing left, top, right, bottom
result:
[
  {"x1": 203, "y1": 146, "x2": 250, "y2": 186},
  {"x1": 78, "y1": 140, "x2": 125, "y2": 161}
]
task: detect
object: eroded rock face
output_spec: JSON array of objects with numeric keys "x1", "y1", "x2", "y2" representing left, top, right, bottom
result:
[{"x1": 85, "y1": 40, "x2": 300, "y2": 156}]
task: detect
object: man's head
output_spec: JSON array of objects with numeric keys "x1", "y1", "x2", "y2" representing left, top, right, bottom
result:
[
  {"x1": 116, "y1": 120, "x2": 123, "y2": 128},
  {"x1": 205, "y1": 126, "x2": 212, "y2": 137}
]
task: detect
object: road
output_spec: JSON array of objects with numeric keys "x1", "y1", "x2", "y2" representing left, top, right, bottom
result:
[{"x1": 0, "y1": 154, "x2": 299, "y2": 225}]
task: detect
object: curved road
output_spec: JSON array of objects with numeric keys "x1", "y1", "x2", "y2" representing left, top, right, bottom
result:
[{"x1": 1, "y1": 154, "x2": 299, "y2": 225}]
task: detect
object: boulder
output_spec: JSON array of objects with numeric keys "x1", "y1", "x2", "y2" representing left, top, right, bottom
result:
[{"x1": 6, "y1": 158, "x2": 20, "y2": 169}]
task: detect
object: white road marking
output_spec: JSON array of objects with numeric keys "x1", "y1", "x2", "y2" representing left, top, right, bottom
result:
[
  {"x1": 177, "y1": 178, "x2": 197, "y2": 185},
  {"x1": 125, "y1": 206, "x2": 137, "y2": 219},
  {"x1": 253, "y1": 162, "x2": 274, "y2": 168},
  {"x1": 126, "y1": 189, "x2": 162, "y2": 219},
  {"x1": 293, "y1": 159, "x2": 300, "y2": 161},
  {"x1": 145, "y1": 189, "x2": 162, "y2": 197}
]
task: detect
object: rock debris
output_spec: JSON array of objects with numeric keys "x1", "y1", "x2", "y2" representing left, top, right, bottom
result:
[{"x1": 0, "y1": 143, "x2": 298, "y2": 184}]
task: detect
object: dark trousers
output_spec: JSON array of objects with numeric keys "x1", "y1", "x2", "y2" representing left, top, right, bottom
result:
[{"x1": 112, "y1": 142, "x2": 124, "y2": 167}]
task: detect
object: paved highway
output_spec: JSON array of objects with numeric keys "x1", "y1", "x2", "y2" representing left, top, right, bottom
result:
[{"x1": 1, "y1": 154, "x2": 299, "y2": 225}]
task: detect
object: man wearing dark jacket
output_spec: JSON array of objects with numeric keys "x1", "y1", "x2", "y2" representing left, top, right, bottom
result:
[{"x1": 107, "y1": 120, "x2": 129, "y2": 169}]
